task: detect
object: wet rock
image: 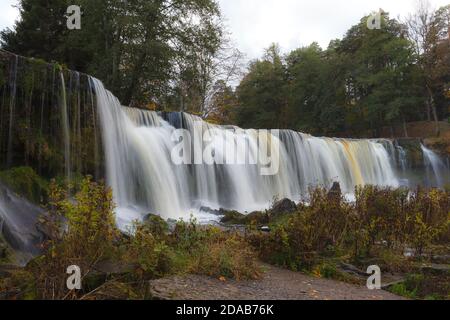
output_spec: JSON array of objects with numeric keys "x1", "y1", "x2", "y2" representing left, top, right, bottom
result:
[
  {"x1": 199, "y1": 206, "x2": 223, "y2": 216},
  {"x1": 419, "y1": 264, "x2": 450, "y2": 276},
  {"x1": 396, "y1": 139, "x2": 424, "y2": 168},
  {"x1": 220, "y1": 210, "x2": 246, "y2": 224},
  {"x1": 431, "y1": 255, "x2": 450, "y2": 264},
  {"x1": 143, "y1": 213, "x2": 169, "y2": 236},
  {"x1": 338, "y1": 262, "x2": 368, "y2": 277},
  {"x1": 327, "y1": 182, "x2": 342, "y2": 200},
  {"x1": 270, "y1": 199, "x2": 297, "y2": 217},
  {"x1": 167, "y1": 219, "x2": 178, "y2": 233},
  {"x1": 246, "y1": 211, "x2": 269, "y2": 224},
  {"x1": 0, "y1": 234, "x2": 10, "y2": 261}
]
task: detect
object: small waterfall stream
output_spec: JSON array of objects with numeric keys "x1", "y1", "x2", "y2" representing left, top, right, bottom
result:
[
  {"x1": 422, "y1": 144, "x2": 449, "y2": 188},
  {"x1": 0, "y1": 183, "x2": 43, "y2": 263}
]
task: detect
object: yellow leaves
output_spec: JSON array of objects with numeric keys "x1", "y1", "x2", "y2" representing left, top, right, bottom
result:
[{"x1": 312, "y1": 267, "x2": 322, "y2": 278}]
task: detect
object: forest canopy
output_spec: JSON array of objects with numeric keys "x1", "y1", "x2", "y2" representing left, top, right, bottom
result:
[
  {"x1": 229, "y1": 9, "x2": 450, "y2": 137},
  {"x1": 1, "y1": 1, "x2": 449, "y2": 137}
]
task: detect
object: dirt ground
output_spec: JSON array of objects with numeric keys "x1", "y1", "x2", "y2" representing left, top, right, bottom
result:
[{"x1": 149, "y1": 263, "x2": 404, "y2": 300}]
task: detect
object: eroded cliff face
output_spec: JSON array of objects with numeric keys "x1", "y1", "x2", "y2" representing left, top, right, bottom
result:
[
  {"x1": 0, "y1": 50, "x2": 105, "y2": 198},
  {"x1": 0, "y1": 50, "x2": 107, "y2": 262}
]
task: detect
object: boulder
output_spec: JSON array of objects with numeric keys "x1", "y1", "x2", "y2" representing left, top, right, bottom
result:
[
  {"x1": 220, "y1": 210, "x2": 246, "y2": 224},
  {"x1": 199, "y1": 206, "x2": 223, "y2": 216},
  {"x1": 327, "y1": 182, "x2": 342, "y2": 200},
  {"x1": 270, "y1": 198, "x2": 297, "y2": 217},
  {"x1": 143, "y1": 213, "x2": 169, "y2": 236}
]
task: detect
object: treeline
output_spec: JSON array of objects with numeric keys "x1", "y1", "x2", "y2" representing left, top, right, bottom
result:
[
  {"x1": 1, "y1": 0, "x2": 241, "y2": 113},
  {"x1": 1, "y1": 2, "x2": 449, "y2": 137},
  {"x1": 210, "y1": 7, "x2": 450, "y2": 137}
]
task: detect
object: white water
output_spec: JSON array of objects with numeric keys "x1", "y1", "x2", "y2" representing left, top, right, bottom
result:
[
  {"x1": 0, "y1": 183, "x2": 43, "y2": 263},
  {"x1": 422, "y1": 144, "x2": 449, "y2": 188},
  {"x1": 92, "y1": 78, "x2": 429, "y2": 228}
]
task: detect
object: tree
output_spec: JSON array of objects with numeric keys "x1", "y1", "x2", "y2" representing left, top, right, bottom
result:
[
  {"x1": 235, "y1": 44, "x2": 288, "y2": 129},
  {"x1": 205, "y1": 80, "x2": 239, "y2": 124},
  {"x1": 336, "y1": 12, "x2": 424, "y2": 136},
  {"x1": 406, "y1": 2, "x2": 450, "y2": 135},
  {"x1": 0, "y1": 0, "x2": 69, "y2": 64},
  {"x1": 1, "y1": 0, "x2": 225, "y2": 108},
  {"x1": 285, "y1": 43, "x2": 330, "y2": 134}
]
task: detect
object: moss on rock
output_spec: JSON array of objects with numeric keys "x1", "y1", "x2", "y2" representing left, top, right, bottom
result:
[{"x1": 0, "y1": 167, "x2": 48, "y2": 203}]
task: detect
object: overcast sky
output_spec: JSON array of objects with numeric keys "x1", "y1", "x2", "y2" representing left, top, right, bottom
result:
[{"x1": 1, "y1": 0, "x2": 449, "y2": 60}]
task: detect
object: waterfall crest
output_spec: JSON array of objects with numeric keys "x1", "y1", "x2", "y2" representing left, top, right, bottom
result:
[{"x1": 91, "y1": 78, "x2": 446, "y2": 227}]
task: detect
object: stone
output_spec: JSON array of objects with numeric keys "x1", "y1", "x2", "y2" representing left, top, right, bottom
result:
[
  {"x1": 327, "y1": 182, "x2": 342, "y2": 200},
  {"x1": 199, "y1": 206, "x2": 223, "y2": 216},
  {"x1": 270, "y1": 199, "x2": 297, "y2": 217},
  {"x1": 220, "y1": 210, "x2": 246, "y2": 224}
]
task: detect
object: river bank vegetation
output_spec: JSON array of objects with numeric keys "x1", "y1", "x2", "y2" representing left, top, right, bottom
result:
[{"x1": 0, "y1": 177, "x2": 448, "y2": 300}]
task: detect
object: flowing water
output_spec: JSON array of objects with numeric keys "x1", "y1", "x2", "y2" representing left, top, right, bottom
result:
[
  {"x1": 422, "y1": 144, "x2": 449, "y2": 188},
  {"x1": 91, "y1": 78, "x2": 449, "y2": 229},
  {"x1": 0, "y1": 183, "x2": 43, "y2": 263},
  {"x1": 0, "y1": 57, "x2": 449, "y2": 255}
]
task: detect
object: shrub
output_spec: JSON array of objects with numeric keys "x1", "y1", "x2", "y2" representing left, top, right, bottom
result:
[
  {"x1": 194, "y1": 234, "x2": 260, "y2": 280},
  {"x1": 250, "y1": 187, "x2": 352, "y2": 270},
  {"x1": 251, "y1": 185, "x2": 450, "y2": 273},
  {"x1": 29, "y1": 176, "x2": 119, "y2": 299},
  {"x1": 124, "y1": 223, "x2": 174, "y2": 280}
]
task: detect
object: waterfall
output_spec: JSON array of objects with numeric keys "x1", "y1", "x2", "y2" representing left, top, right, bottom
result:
[
  {"x1": 6, "y1": 55, "x2": 18, "y2": 167},
  {"x1": 0, "y1": 183, "x2": 43, "y2": 263},
  {"x1": 422, "y1": 144, "x2": 449, "y2": 188},
  {"x1": 91, "y1": 78, "x2": 409, "y2": 227},
  {"x1": 92, "y1": 78, "x2": 191, "y2": 229},
  {"x1": 59, "y1": 71, "x2": 71, "y2": 185},
  {"x1": 0, "y1": 50, "x2": 448, "y2": 252}
]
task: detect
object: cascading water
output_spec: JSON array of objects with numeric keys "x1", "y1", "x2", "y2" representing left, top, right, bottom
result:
[
  {"x1": 0, "y1": 183, "x2": 43, "y2": 264},
  {"x1": 91, "y1": 77, "x2": 438, "y2": 229},
  {"x1": 422, "y1": 144, "x2": 449, "y2": 188},
  {"x1": 59, "y1": 71, "x2": 71, "y2": 185},
  {"x1": 0, "y1": 50, "x2": 449, "y2": 256}
]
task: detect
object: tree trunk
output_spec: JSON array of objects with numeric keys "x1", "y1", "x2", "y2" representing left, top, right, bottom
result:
[
  {"x1": 403, "y1": 119, "x2": 409, "y2": 138},
  {"x1": 426, "y1": 85, "x2": 440, "y2": 137}
]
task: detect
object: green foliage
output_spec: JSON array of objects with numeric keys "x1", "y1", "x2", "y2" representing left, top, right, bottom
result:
[
  {"x1": 1, "y1": 0, "x2": 224, "y2": 109},
  {"x1": 232, "y1": 10, "x2": 449, "y2": 136},
  {"x1": 250, "y1": 185, "x2": 450, "y2": 273},
  {"x1": 123, "y1": 217, "x2": 261, "y2": 282},
  {"x1": 28, "y1": 176, "x2": 119, "y2": 299},
  {"x1": 0, "y1": 166, "x2": 48, "y2": 203},
  {"x1": 388, "y1": 273, "x2": 448, "y2": 300},
  {"x1": 169, "y1": 218, "x2": 260, "y2": 279},
  {"x1": 0, "y1": 269, "x2": 37, "y2": 300},
  {"x1": 235, "y1": 44, "x2": 288, "y2": 129},
  {"x1": 390, "y1": 282, "x2": 418, "y2": 299}
]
